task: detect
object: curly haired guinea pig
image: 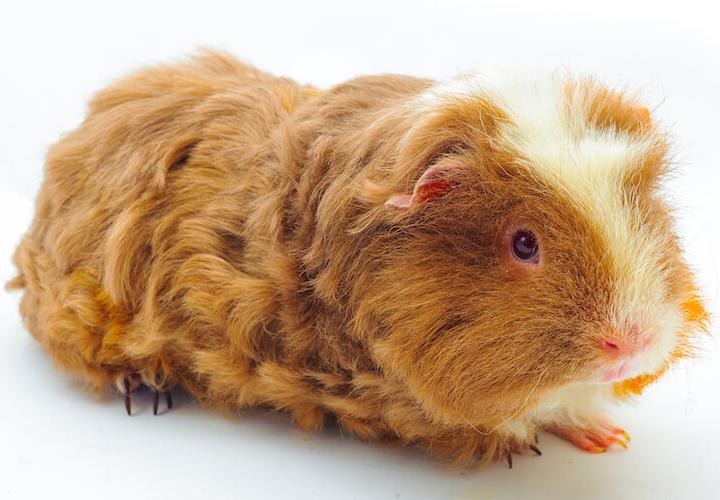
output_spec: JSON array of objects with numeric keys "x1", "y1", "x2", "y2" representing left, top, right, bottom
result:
[{"x1": 8, "y1": 51, "x2": 709, "y2": 466}]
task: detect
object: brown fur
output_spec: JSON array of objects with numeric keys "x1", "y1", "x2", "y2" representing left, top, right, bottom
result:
[{"x1": 8, "y1": 51, "x2": 707, "y2": 466}]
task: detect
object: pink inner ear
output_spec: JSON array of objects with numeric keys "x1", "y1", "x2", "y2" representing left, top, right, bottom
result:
[
  {"x1": 385, "y1": 164, "x2": 459, "y2": 208},
  {"x1": 385, "y1": 194, "x2": 413, "y2": 208}
]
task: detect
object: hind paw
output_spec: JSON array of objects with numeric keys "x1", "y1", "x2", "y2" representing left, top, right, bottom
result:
[
  {"x1": 495, "y1": 432, "x2": 543, "y2": 469},
  {"x1": 113, "y1": 372, "x2": 173, "y2": 416}
]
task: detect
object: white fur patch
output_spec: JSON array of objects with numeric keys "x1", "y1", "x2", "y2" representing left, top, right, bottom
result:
[
  {"x1": 529, "y1": 382, "x2": 616, "y2": 427},
  {"x1": 499, "y1": 383, "x2": 618, "y2": 441}
]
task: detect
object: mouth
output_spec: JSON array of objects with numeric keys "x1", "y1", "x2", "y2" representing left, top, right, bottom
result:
[
  {"x1": 596, "y1": 350, "x2": 666, "y2": 384},
  {"x1": 599, "y1": 361, "x2": 632, "y2": 383},
  {"x1": 594, "y1": 321, "x2": 675, "y2": 384}
]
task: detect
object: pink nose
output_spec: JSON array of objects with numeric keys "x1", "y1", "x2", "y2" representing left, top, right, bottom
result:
[
  {"x1": 600, "y1": 338, "x2": 621, "y2": 356},
  {"x1": 599, "y1": 326, "x2": 651, "y2": 358}
]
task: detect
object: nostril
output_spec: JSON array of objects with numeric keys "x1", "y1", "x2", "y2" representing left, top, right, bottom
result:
[{"x1": 600, "y1": 339, "x2": 621, "y2": 355}]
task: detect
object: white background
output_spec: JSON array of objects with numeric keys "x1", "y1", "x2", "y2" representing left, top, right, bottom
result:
[{"x1": 0, "y1": 1, "x2": 718, "y2": 499}]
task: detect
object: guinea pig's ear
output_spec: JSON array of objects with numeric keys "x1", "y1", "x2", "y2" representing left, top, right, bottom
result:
[{"x1": 385, "y1": 164, "x2": 460, "y2": 208}]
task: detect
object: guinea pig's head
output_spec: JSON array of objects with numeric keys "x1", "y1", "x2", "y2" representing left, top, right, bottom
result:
[{"x1": 349, "y1": 73, "x2": 709, "y2": 427}]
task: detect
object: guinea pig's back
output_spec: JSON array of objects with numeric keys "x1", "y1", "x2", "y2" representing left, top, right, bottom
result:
[{"x1": 8, "y1": 51, "x2": 310, "y2": 393}]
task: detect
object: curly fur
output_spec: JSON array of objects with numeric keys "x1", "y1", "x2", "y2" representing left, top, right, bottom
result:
[{"x1": 8, "y1": 51, "x2": 708, "y2": 466}]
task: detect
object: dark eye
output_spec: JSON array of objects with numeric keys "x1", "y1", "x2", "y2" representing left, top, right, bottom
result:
[{"x1": 511, "y1": 229, "x2": 540, "y2": 263}]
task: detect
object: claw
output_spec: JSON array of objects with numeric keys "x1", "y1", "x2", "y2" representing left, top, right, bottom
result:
[
  {"x1": 506, "y1": 452, "x2": 513, "y2": 469},
  {"x1": 529, "y1": 444, "x2": 542, "y2": 456},
  {"x1": 613, "y1": 428, "x2": 631, "y2": 442},
  {"x1": 115, "y1": 372, "x2": 173, "y2": 416},
  {"x1": 152, "y1": 389, "x2": 173, "y2": 415},
  {"x1": 610, "y1": 436, "x2": 628, "y2": 450},
  {"x1": 122, "y1": 378, "x2": 131, "y2": 416}
]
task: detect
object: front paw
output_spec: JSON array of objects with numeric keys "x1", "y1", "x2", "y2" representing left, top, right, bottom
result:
[{"x1": 546, "y1": 416, "x2": 630, "y2": 453}]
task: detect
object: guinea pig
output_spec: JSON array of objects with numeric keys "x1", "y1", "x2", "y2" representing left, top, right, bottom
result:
[{"x1": 8, "y1": 50, "x2": 709, "y2": 467}]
